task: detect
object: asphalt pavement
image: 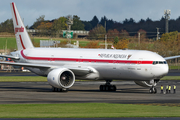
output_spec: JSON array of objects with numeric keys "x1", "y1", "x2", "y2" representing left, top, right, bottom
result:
[{"x1": 0, "y1": 80, "x2": 179, "y2": 104}]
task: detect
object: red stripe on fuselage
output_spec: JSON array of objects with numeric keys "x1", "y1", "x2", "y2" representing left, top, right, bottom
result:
[
  {"x1": 19, "y1": 35, "x2": 25, "y2": 49},
  {"x1": 20, "y1": 50, "x2": 153, "y2": 64},
  {"x1": 12, "y1": 2, "x2": 18, "y2": 26}
]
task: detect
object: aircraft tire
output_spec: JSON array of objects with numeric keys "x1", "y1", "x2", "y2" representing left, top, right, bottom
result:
[
  {"x1": 149, "y1": 87, "x2": 157, "y2": 94},
  {"x1": 153, "y1": 88, "x2": 157, "y2": 94},
  {"x1": 99, "y1": 85, "x2": 116, "y2": 91},
  {"x1": 105, "y1": 85, "x2": 109, "y2": 91},
  {"x1": 52, "y1": 87, "x2": 68, "y2": 92},
  {"x1": 149, "y1": 88, "x2": 153, "y2": 94},
  {"x1": 52, "y1": 87, "x2": 55, "y2": 92},
  {"x1": 62, "y1": 88, "x2": 68, "y2": 92},
  {"x1": 100, "y1": 85, "x2": 103, "y2": 91},
  {"x1": 112, "y1": 85, "x2": 116, "y2": 91}
]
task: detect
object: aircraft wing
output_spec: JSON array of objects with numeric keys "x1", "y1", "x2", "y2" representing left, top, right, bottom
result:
[
  {"x1": 0, "y1": 62, "x2": 50, "y2": 68},
  {"x1": 0, "y1": 61, "x2": 93, "y2": 76},
  {"x1": 0, "y1": 55, "x2": 20, "y2": 60},
  {"x1": 164, "y1": 55, "x2": 180, "y2": 60}
]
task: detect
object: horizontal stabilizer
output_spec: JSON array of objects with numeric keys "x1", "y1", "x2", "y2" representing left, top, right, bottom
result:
[{"x1": 0, "y1": 55, "x2": 20, "y2": 60}]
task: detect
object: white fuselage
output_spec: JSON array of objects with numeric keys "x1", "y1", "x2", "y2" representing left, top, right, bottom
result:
[{"x1": 13, "y1": 48, "x2": 169, "y2": 81}]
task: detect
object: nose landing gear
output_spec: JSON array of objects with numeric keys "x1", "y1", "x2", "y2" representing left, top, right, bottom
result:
[{"x1": 99, "y1": 80, "x2": 116, "y2": 91}]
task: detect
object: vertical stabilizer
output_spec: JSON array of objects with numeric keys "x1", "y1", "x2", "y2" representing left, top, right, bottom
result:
[{"x1": 10, "y1": 2, "x2": 34, "y2": 50}]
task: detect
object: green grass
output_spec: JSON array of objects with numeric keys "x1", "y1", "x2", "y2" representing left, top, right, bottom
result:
[
  {"x1": 0, "y1": 76, "x2": 179, "y2": 82},
  {"x1": 169, "y1": 65, "x2": 180, "y2": 70},
  {"x1": 0, "y1": 76, "x2": 47, "y2": 82},
  {"x1": 161, "y1": 76, "x2": 180, "y2": 80},
  {"x1": 0, "y1": 103, "x2": 179, "y2": 118},
  {"x1": 0, "y1": 37, "x2": 17, "y2": 50},
  {"x1": 0, "y1": 37, "x2": 91, "y2": 49}
]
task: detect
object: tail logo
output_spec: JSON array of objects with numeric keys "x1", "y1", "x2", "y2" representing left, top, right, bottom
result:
[{"x1": 15, "y1": 26, "x2": 24, "y2": 34}]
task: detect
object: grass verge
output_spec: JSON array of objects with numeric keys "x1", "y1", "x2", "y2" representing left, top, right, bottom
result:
[
  {"x1": 0, "y1": 76, "x2": 180, "y2": 82},
  {"x1": 0, "y1": 103, "x2": 179, "y2": 118},
  {"x1": 0, "y1": 76, "x2": 47, "y2": 82},
  {"x1": 161, "y1": 76, "x2": 180, "y2": 80}
]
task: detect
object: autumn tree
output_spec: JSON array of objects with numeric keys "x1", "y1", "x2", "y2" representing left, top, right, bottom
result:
[
  {"x1": 107, "y1": 29, "x2": 119, "y2": 42},
  {"x1": 81, "y1": 41, "x2": 100, "y2": 48},
  {"x1": 114, "y1": 38, "x2": 129, "y2": 49},
  {"x1": 31, "y1": 15, "x2": 45, "y2": 29},
  {"x1": 119, "y1": 30, "x2": 129, "y2": 39},
  {"x1": 88, "y1": 25, "x2": 106, "y2": 40},
  {"x1": 36, "y1": 22, "x2": 53, "y2": 36},
  {"x1": 154, "y1": 31, "x2": 180, "y2": 57},
  {"x1": 52, "y1": 17, "x2": 67, "y2": 37}
]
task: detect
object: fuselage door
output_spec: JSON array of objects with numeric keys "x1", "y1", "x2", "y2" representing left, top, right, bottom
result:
[
  {"x1": 137, "y1": 61, "x2": 142, "y2": 70},
  {"x1": 50, "y1": 55, "x2": 54, "y2": 62}
]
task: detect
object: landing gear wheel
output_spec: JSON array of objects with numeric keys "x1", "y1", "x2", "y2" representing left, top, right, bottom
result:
[
  {"x1": 52, "y1": 87, "x2": 68, "y2": 92},
  {"x1": 149, "y1": 87, "x2": 157, "y2": 94},
  {"x1": 100, "y1": 85, "x2": 103, "y2": 91},
  {"x1": 153, "y1": 88, "x2": 157, "y2": 94},
  {"x1": 112, "y1": 85, "x2": 116, "y2": 91},
  {"x1": 149, "y1": 88, "x2": 153, "y2": 93},
  {"x1": 99, "y1": 80, "x2": 116, "y2": 92},
  {"x1": 52, "y1": 87, "x2": 55, "y2": 92},
  {"x1": 105, "y1": 85, "x2": 109, "y2": 91}
]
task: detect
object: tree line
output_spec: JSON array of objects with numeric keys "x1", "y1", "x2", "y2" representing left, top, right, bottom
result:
[
  {"x1": 0, "y1": 19, "x2": 13, "y2": 33},
  {"x1": 0, "y1": 16, "x2": 180, "y2": 57},
  {"x1": 2, "y1": 15, "x2": 180, "y2": 38}
]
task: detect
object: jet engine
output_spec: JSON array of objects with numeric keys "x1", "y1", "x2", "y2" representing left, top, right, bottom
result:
[
  {"x1": 47, "y1": 68, "x2": 75, "y2": 89},
  {"x1": 134, "y1": 79, "x2": 160, "y2": 87}
]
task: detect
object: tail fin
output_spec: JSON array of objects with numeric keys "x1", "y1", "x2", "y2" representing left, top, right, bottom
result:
[{"x1": 10, "y1": 2, "x2": 34, "y2": 50}]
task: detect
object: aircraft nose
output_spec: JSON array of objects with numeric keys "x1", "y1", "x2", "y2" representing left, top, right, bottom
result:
[{"x1": 161, "y1": 64, "x2": 169, "y2": 76}]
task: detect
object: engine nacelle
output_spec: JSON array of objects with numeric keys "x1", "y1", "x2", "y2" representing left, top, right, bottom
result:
[
  {"x1": 134, "y1": 79, "x2": 160, "y2": 88},
  {"x1": 47, "y1": 68, "x2": 75, "y2": 89}
]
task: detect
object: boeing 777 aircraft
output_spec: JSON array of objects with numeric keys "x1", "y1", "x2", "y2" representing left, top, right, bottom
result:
[{"x1": 0, "y1": 2, "x2": 179, "y2": 93}]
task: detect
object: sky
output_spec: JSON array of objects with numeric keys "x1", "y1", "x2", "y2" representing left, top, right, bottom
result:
[{"x1": 0, "y1": 0, "x2": 180, "y2": 26}]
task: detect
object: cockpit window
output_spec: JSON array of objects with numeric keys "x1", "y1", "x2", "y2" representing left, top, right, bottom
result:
[{"x1": 153, "y1": 61, "x2": 167, "y2": 65}]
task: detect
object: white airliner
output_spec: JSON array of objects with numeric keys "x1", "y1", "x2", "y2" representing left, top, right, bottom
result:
[{"x1": 0, "y1": 2, "x2": 178, "y2": 93}]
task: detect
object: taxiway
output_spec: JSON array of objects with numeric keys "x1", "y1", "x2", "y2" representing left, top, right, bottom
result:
[{"x1": 0, "y1": 80, "x2": 179, "y2": 104}]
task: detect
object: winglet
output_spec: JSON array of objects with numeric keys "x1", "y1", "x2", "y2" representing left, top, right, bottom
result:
[{"x1": 10, "y1": 2, "x2": 34, "y2": 50}]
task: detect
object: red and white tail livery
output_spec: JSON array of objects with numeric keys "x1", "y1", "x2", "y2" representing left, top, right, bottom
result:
[{"x1": 10, "y1": 2, "x2": 34, "y2": 50}]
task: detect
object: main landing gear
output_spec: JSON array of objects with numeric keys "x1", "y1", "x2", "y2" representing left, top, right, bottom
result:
[
  {"x1": 149, "y1": 86, "x2": 157, "y2": 94},
  {"x1": 52, "y1": 86, "x2": 68, "y2": 92},
  {"x1": 99, "y1": 80, "x2": 116, "y2": 91}
]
